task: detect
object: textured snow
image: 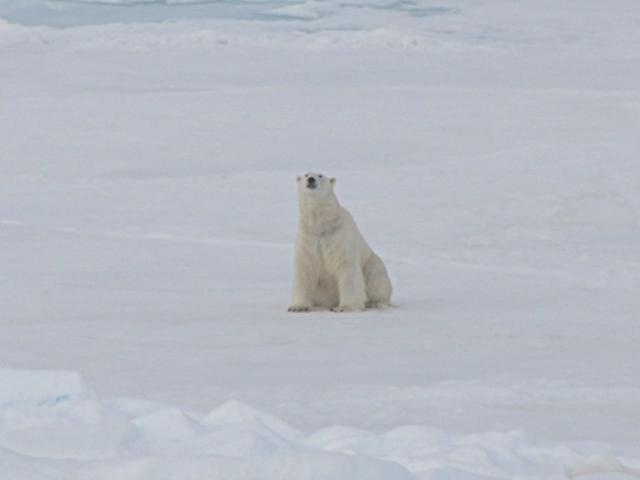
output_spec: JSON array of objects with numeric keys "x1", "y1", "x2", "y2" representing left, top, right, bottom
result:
[
  {"x1": 1, "y1": 1, "x2": 640, "y2": 479},
  {"x1": 0, "y1": 0, "x2": 454, "y2": 29},
  {"x1": 2, "y1": 368, "x2": 640, "y2": 479}
]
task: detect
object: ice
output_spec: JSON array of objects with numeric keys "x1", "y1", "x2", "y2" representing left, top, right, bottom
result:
[
  {"x1": 264, "y1": 1, "x2": 337, "y2": 21},
  {"x1": 203, "y1": 399, "x2": 303, "y2": 440},
  {"x1": 132, "y1": 407, "x2": 201, "y2": 444},
  {"x1": 2, "y1": 368, "x2": 639, "y2": 479},
  {"x1": 0, "y1": 368, "x2": 89, "y2": 406},
  {"x1": 0, "y1": 368, "x2": 413, "y2": 479},
  {"x1": 0, "y1": 0, "x2": 454, "y2": 29},
  {"x1": 1, "y1": 1, "x2": 640, "y2": 478}
]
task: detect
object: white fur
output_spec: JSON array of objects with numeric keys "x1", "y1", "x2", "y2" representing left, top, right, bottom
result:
[{"x1": 288, "y1": 172, "x2": 392, "y2": 312}]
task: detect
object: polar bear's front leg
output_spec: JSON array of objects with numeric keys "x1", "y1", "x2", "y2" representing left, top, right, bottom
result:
[
  {"x1": 332, "y1": 265, "x2": 366, "y2": 312},
  {"x1": 288, "y1": 246, "x2": 315, "y2": 312},
  {"x1": 289, "y1": 277, "x2": 313, "y2": 312}
]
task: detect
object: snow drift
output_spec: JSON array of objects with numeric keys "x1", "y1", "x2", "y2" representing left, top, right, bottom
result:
[{"x1": 1, "y1": 368, "x2": 639, "y2": 480}]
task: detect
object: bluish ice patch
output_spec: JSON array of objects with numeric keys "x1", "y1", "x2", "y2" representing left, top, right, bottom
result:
[
  {"x1": 0, "y1": 0, "x2": 458, "y2": 28},
  {"x1": 39, "y1": 394, "x2": 72, "y2": 406},
  {"x1": 345, "y1": 1, "x2": 458, "y2": 18},
  {"x1": 0, "y1": 0, "x2": 295, "y2": 27}
]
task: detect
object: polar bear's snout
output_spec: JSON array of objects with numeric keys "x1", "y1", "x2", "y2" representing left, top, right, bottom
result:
[
  {"x1": 306, "y1": 176, "x2": 317, "y2": 189},
  {"x1": 298, "y1": 172, "x2": 329, "y2": 191}
]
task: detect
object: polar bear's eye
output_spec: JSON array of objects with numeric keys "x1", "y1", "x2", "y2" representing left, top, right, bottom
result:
[{"x1": 319, "y1": 175, "x2": 323, "y2": 178}]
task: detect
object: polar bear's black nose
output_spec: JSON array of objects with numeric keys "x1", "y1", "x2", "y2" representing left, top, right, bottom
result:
[{"x1": 307, "y1": 177, "x2": 316, "y2": 186}]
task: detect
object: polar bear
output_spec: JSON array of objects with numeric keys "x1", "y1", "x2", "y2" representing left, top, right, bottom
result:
[{"x1": 288, "y1": 172, "x2": 392, "y2": 312}]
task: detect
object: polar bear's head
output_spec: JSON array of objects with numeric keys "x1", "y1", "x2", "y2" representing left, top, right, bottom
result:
[{"x1": 297, "y1": 172, "x2": 336, "y2": 197}]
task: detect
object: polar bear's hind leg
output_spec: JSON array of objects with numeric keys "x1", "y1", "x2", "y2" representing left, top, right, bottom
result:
[
  {"x1": 333, "y1": 265, "x2": 367, "y2": 312},
  {"x1": 364, "y1": 254, "x2": 392, "y2": 307}
]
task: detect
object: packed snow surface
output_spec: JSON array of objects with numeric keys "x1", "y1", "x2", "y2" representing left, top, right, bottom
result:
[{"x1": 1, "y1": 1, "x2": 640, "y2": 479}]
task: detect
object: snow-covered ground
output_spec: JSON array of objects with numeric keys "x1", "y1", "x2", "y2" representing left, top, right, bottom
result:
[{"x1": 1, "y1": 1, "x2": 640, "y2": 478}]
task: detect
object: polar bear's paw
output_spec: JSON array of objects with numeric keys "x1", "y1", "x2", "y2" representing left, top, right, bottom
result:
[
  {"x1": 330, "y1": 305, "x2": 363, "y2": 313},
  {"x1": 365, "y1": 301, "x2": 386, "y2": 309},
  {"x1": 288, "y1": 305, "x2": 311, "y2": 312}
]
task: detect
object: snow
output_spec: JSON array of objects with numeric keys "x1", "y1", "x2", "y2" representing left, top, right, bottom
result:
[
  {"x1": 1, "y1": 1, "x2": 640, "y2": 479},
  {"x1": 1, "y1": 368, "x2": 639, "y2": 480}
]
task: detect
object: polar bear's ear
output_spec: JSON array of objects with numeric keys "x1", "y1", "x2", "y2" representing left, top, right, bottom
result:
[
  {"x1": 330, "y1": 177, "x2": 336, "y2": 185},
  {"x1": 296, "y1": 176, "x2": 301, "y2": 183}
]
